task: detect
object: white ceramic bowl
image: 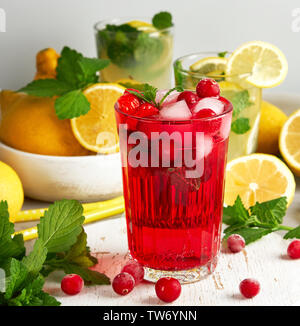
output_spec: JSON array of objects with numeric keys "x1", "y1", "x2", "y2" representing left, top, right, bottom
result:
[{"x1": 0, "y1": 142, "x2": 123, "y2": 202}]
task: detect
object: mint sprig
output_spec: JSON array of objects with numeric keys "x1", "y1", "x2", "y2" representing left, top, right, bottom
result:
[
  {"x1": 127, "y1": 84, "x2": 183, "y2": 109},
  {"x1": 223, "y1": 196, "x2": 299, "y2": 245},
  {"x1": 0, "y1": 200, "x2": 110, "y2": 306},
  {"x1": 19, "y1": 46, "x2": 110, "y2": 120}
]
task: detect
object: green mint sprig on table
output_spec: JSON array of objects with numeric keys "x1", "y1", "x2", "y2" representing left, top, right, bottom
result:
[
  {"x1": 127, "y1": 84, "x2": 183, "y2": 109},
  {"x1": 18, "y1": 46, "x2": 110, "y2": 120},
  {"x1": 0, "y1": 200, "x2": 109, "y2": 306},
  {"x1": 223, "y1": 196, "x2": 300, "y2": 245}
]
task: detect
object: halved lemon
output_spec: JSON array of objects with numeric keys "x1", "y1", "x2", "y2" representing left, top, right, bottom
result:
[
  {"x1": 226, "y1": 41, "x2": 288, "y2": 88},
  {"x1": 279, "y1": 108, "x2": 300, "y2": 176},
  {"x1": 71, "y1": 83, "x2": 125, "y2": 154},
  {"x1": 190, "y1": 57, "x2": 227, "y2": 74},
  {"x1": 224, "y1": 154, "x2": 295, "y2": 208}
]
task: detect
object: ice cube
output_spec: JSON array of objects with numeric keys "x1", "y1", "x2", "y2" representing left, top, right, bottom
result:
[
  {"x1": 155, "y1": 89, "x2": 180, "y2": 106},
  {"x1": 219, "y1": 114, "x2": 232, "y2": 140},
  {"x1": 193, "y1": 97, "x2": 224, "y2": 115},
  {"x1": 160, "y1": 100, "x2": 192, "y2": 120},
  {"x1": 195, "y1": 134, "x2": 213, "y2": 160}
]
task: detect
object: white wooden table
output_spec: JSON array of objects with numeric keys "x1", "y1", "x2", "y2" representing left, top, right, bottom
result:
[{"x1": 18, "y1": 93, "x2": 300, "y2": 306}]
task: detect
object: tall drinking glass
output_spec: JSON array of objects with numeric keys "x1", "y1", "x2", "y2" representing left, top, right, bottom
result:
[
  {"x1": 174, "y1": 53, "x2": 262, "y2": 160},
  {"x1": 94, "y1": 17, "x2": 174, "y2": 88},
  {"x1": 115, "y1": 97, "x2": 233, "y2": 283}
]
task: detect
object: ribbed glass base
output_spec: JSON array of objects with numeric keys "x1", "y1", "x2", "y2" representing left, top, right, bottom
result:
[{"x1": 143, "y1": 256, "x2": 218, "y2": 284}]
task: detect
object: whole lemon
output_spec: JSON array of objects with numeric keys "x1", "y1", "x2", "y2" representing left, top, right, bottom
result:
[
  {"x1": 257, "y1": 101, "x2": 288, "y2": 155},
  {"x1": 0, "y1": 90, "x2": 91, "y2": 156},
  {"x1": 0, "y1": 161, "x2": 24, "y2": 218}
]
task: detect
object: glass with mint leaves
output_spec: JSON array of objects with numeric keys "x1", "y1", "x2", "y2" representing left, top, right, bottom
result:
[
  {"x1": 94, "y1": 12, "x2": 174, "y2": 89},
  {"x1": 174, "y1": 52, "x2": 262, "y2": 160}
]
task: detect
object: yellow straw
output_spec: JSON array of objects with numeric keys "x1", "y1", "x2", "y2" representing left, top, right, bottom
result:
[
  {"x1": 13, "y1": 196, "x2": 125, "y2": 241},
  {"x1": 12, "y1": 196, "x2": 124, "y2": 223}
]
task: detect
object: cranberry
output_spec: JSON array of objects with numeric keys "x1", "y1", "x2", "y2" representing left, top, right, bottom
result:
[
  {"x1": 239, "y1": 278, "x2": 260, "y2": 298},
  {"x1": 227, "y1": 234, "x2": 246, "y2": 253},
  {"x1": 177, "y1": 91, "x2": 199, "y2": 109},
  {"x1": 193, "y1": 108, "x2": 216, "y2": 119},
  {"x1": 121, "y1": 260, "x2": 145, "y2": 285},
  {"x1": 155, "y1": 277, "x2": 181, "y2": 303},
  {"x1": 287, "y1": 240, "x2": 300, "y2": 259},
  {"x1": 61, "y1": 274, "x2": 84, "y2": 295},
  {"x1": 117, "y1": 94, "x2": 140, "y2": 115},
  {"x1": 112, "y1": 272, "x2": 135, "y2": 295},
  {"x1": 137, "y1": 102, "x2": 159, "y2": 117},
  {"x1": 196, "y1": 78, "x2": 220, "y2": 98}
]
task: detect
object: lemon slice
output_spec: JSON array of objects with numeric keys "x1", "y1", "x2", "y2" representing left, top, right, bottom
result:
[
  {"x1": 127, "y1": 20, "x2": 157, "y2": 32},
  {"x1": 71, "y1": 83, "x2": 125, "y2": 154},
  {"x1": 279, "y1": 108, "x2": 300, "y2": 176},
  {"x1": 246, "y1": 113, "x2": 261, "y2": 154},
  {"x1": 224, "y1": 154, "x2": 295, "y2": 208},
  {"x1": 226, "y1": 41, "x2": 288, "y2": 88},
  {"x1": 190, "y1": 57, "x2": 227, "y2": 74}
]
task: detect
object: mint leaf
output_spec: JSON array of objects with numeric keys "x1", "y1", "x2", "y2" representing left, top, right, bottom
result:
[
  {"x1": 4, "y1": 258, "x2": 28, "y2": 300},
  {"x1": 284, "y1": 225, "x2": 300, "y2": 239},
  {"x1": 152, "y1": 12, "x2": 173, "y2": 29},
  {"x1": 78, "y1": 57, "x2": 110, "y2": 84},
  {"x1": 127, "y1": 83, "x2": 158, "y2": 106},
  {"x1": 223, "y1": 227, "x2": 274, "y2": 245},
  {"x1": 250, "y1": 197, "x2": 287, "y2": 225},
  {"x1": 223, "y1": 196, "x2": 250, "y2": 225},
  {"x1": 18, "y1": 79, "x2": 73, "y2": 97},
  {"x1": 38, "y1": 200, "x2": 84, "y2": 253},
  {"x1": 56, "y1": 46, "x2": 84, "y2": 88},
  {"x1": 22, "y1": 239, "x2": 48, "y2": 281},
  {"x1": 231, "y1": 117, "x2": 250, "y2": 134},
  {"x1": 54, "y1": 90, "x2": 90, "y2": 120},
  {"x1": 0, "y1": 201, "x2": 25, "y2": 264},
  {"x1": 41, "y1": 229, "x2": 109, "y2": 285},
  {"x1": 231, "y1": 90, "x2": 252, "y2": 118},
  {"x1": 64, "y1": 229, "x2": 97, "y2": 267},
  {"x1": 60, "y1": 262, "x2": 110, "y2": 285},
  {"x1": 174, "y1": 60, "x2": 186, "y2": 89},
  {"x1": 218, "y1": 51, "x2": 228, "y2": 58}
]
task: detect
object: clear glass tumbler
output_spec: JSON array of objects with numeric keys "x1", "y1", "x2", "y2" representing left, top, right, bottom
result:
[
  {"x1": 174, "y1": 52, "x2": 262, "y2": 160},
  {"x1": 115, "y1": 98, "x2": 233, "y2": 283},
  {"x1": 94, "y1": 17, "x2": 174, "y2": 88}
]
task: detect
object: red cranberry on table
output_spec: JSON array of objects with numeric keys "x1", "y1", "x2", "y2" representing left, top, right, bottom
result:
[
  {"x1": 121, "y1": 260, "x2": 145, "y2": 285},
  {"x1": 287, "y1": 240, "x2": 300, "y2": 259},
  {"x1": 196, "y1": 78, "x2": 220, "y2": 98},
  {"x1": 155, "y1": 277, "x2": 181, "y2": 303},
  {"x1": 61, "y1": 274, "x2": 84, "y2": 295},
  {"x1": 112, "y1": 272, "x2": 135, "y2": 296},
  {"x1": 239, "y1": 278, "x2": 260, "y2": 298},
  {"x1": 227, "y1": 234, "x2": 246, "y2": 253}
]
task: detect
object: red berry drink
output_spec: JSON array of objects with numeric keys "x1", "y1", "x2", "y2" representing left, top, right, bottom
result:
[{"x1": 115, "y1": 80, "x2": 233, "y2": 283}]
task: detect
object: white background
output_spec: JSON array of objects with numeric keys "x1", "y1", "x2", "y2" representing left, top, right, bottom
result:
[{"x1": 0, "y1": 0, "x2": 300, "y2": 94}]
